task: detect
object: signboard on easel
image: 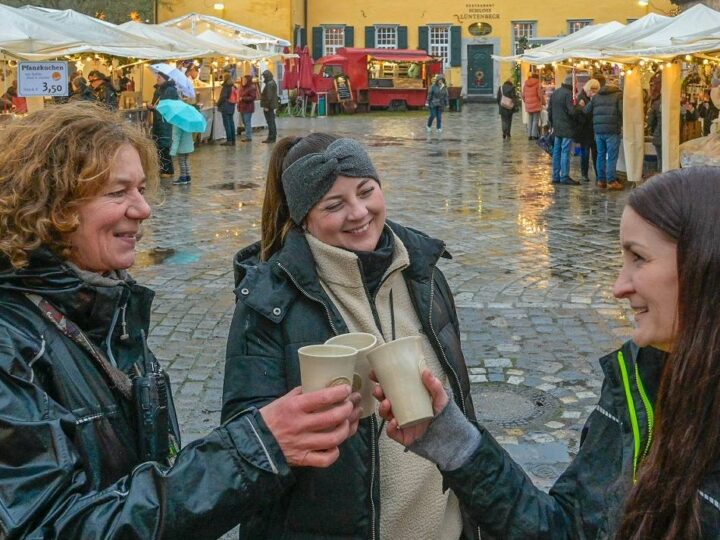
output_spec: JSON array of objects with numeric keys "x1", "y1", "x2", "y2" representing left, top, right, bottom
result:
[{"x1": 334, "y1": 75, "x2": 353, "y2": 102}]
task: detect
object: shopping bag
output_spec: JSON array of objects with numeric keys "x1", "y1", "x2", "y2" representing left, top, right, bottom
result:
[{"x1": 537, "y1": 133, "x2": 554, "y2": 155}]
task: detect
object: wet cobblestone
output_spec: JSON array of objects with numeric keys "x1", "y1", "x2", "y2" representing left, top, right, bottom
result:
[{"x1": 131, "y1": 103, "x2": 637, "y2": 521}]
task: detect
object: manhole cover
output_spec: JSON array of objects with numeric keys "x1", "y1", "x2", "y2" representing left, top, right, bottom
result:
[
  {"x1": 208, "y1": 181, "x2": 260, "y2": 191},
  {"x1": 471, "y1": 382, "x2": 561, "y2": 429}
]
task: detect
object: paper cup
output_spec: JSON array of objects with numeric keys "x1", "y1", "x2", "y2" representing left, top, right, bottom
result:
[
  {"x1": 325, "y1": 333, "x2": 378, "y2": 418},
  {"x1": 297, "y1": 344, "x2": 359, "y2": 393},
  {"x1": 367, "y1": 336, "x2": 433, "y2": 428}
]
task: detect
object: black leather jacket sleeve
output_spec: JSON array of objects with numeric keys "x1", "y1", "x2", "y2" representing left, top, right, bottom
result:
[{"x1": 0, "y1": 327, "x2": 294, "y2": 540}]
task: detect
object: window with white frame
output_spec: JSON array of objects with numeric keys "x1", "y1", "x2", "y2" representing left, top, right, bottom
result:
[
  {"x1": 567, "y1": 19, "x2": 592, "y2": 34},
  {"x1": 512, "y1": 21, "x2": 536, "y2": 55},
  {"x1": 375, "y1": 25, "x2": 398, "y2": 49},
  {"x1": 323, "y1": 26, "x2": 345, "y2": 56},
  {"x1": 429, "y1": 25, "x2": 451, "y2": 67}
]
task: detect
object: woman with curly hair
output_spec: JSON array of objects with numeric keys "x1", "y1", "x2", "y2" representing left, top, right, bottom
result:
[
  {"x1": 375, "y1": 167, "x2": 720, "y2": 539},
  {"x1": 0, "y1": 102, "x2": 360, "y2": 539}
]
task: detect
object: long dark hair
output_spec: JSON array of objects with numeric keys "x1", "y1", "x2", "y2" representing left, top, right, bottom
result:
[
  {"x1": 618, "y1": 167, "x2": 720, "y2": 539},
  {"x1": 260, "y1": 132, "x2": 338, "y2": 261}
]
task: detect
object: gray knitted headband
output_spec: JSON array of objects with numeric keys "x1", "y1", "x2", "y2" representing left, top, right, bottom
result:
[{"x1": 281, "y1": 138, "x2": 381, "y2": 224}]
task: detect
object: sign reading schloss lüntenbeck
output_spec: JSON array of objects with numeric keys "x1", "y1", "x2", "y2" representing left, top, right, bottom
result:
[
  {"x1": 17, "y1": 61, "x2": 69, "y2": 97},
  {"x1": 454, "y1": 2, "x2": 500, "y2": 23}
]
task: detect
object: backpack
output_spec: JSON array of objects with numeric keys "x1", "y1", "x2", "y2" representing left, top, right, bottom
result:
[{"x1": 228, "y1": 86, "x2": 240, "y2": 105}]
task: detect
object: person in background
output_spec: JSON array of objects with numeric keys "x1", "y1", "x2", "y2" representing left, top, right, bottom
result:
[
  {"x1": 87, "y1": 70, "x2": 119, "y2": 110},
  {"x1": 260, "y1": 70, "x2": 279, "y2": 143},
  {"x1": 147, "y1": 72, "x2": 179, "y2": 178},
  {"x1": 375, "y1": 167, "x2": 720, "y2": 540},
  {"x1": 237, "y1": 75, "x2": 257, "y2": 143},
  {"x1": 698, "y1": 80, "x2": 720, "y2": 136},
  {"x1": 425, "y1": 75, "x2": 449, "y2": 140},
  {"x1": 647, "y1": 87, "x2": 663, "y2": 173},
  {"x1": 586, "y1": 77, "x2": 623, "y2": 190},
  {"x1": 574, "y1": 79, "x2": 600, "y2": 182},
  {"x1": 0, "y1": 103, "x2": 362, "y2": 539},
  {"x1": 522, "y1": 73, "x2": 544, "y2": 140},
  {"x1": 1, "y1": 80, "x2": 27, "y2": 113},
  {"x1": 170, "y1": 122, "x2": 195, "y2": 185},
  {"x1": 497, "y1": 79, "x2": 518, "y2": 140},
  {"x1": 548, "y1": 73, "x2": 580, "y2": 185},
  {"x1": 217, "y1": 72, "x2": 237, "y2": 147},
  {"x1": 222, "y1": 133, "x2": 478, "y2": 539},
  {"x1": 69, "y1": 77, "x2": 95, "y2": 102}
]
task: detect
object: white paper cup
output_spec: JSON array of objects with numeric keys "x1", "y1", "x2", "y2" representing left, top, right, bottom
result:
[
  {"x1": 297, "y1": 344, "x2": 359, "y2": 393},
  {"x1": 325, "y1": 333, "x2": 378, "y2": 418},
  {"x1": 366, "y1": 336, "x2": 433, "y2": 428}
]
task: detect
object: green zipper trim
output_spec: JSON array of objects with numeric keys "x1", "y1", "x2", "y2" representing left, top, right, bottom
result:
[
  {"x1": 635, "y1": 361, "x2": 655, "y2": 463},
  {"x1": 617, "y1": 350, "x2": 642, "y2": 483}
]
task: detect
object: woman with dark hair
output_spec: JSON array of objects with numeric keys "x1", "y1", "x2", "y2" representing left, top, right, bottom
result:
[
  {"x1": 217, "y1": 72, "x2": 237, "y2": 146},
  {"x1": 497, "y1": 79, "x2": 518, "y2": 140},
  {"x1": 222, "y1": 133, "x2": 478, "y2": 539},
  {"x1": 147, "y1": 72, "x2": 179, "y2": 177},
  {"x1": 375, "y1": 167, "x2": 720, "y2": 539}
]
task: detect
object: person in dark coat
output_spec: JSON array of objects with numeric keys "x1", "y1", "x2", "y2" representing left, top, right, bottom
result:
[
  {"x1": 698, "y1": 86, "x2": 720, "y2": 136},
  {"x1": 646, "y1": 92, "x2": 662, "y2": 172},
  {"x1": 237, "y1": 74, "x2": 257, "y2": 142},
  {"x1": 148, "y1": 73, "x2": 179, "y2": 176},
  {"x1": 69, "y1": 76, "x2": 95, "y2": 102},
  {"x1": 0, "y1": 103, "x2": 361, "y2": 540},
  {"x1": 260, "y1": 69, "x2": 279, "y2": 143},
  {"x1": 497, "y1": 79, "x2": 517, "y2": 139},
  {"x1": 574, "y1": 79, "x2": 600, "y2": 182},
  {"x1": 222, "y1": 133, "x2": 478, "y2": 539},
  {"x1": 426, "y1": 75, "x2": 449, "y2": 139},
  {"x1": 375, "y1": 167, "x2": 720, "y2": 540},
  {"x1": 548, "y1": 74, "x2": 580, "y2": 185},
  {"x1": 87, "y1": 70, "x2": 119, "y2": 110},
  {"x1": 217, "y1": 72, "x2": 237, "y2": 146},
  {"x1": 585, "y1": 81, "x2": 623, "y2": 190}
]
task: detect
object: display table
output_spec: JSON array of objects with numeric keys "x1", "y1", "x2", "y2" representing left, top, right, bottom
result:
[{"x1": 200, "y1": 100, "x2": 267, "y2": 142}]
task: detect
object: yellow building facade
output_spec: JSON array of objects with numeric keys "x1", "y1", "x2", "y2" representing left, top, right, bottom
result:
[{"x1": 159, "y1": 0, "x2": 674, "y2": 97}]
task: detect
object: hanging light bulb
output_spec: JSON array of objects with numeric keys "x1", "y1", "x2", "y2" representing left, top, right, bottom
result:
[
  {"x1": 639, "y1": 60, "x2": 646, "y2": 66},
  {"x1": 666, "y1": 62, "x2": 672, "y2": 68},
  {"x1": 704, "y1": 59, "x2": 710, "y2": 65},
  {"x1": 685, "y1": 55, "x2": 692, "y2": 61}
]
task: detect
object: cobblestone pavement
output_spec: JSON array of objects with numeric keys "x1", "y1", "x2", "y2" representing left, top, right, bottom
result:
[{"x1": 132, "y1": 104, "x2": 637, "y2": 532}]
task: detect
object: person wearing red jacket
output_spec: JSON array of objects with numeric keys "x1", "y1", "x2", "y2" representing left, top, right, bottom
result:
[
  {"x1": 237, "y1": 75, "x2": 258, "y2": 142},
  {"x1": 522, "y1": 73, "x2": 544, "y2": 139}
]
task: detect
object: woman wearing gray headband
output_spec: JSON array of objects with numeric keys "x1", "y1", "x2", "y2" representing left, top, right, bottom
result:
[{"x1": 222, "y1": 133, "x2": 478, "y2": 539}]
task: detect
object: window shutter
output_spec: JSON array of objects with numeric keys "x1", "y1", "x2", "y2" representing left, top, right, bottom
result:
[
  {"x1": 450, "y1": 25, "x2": 462, "y2": 67},
  {"x1": 365, "y1": 26, "x2": 375, "y2": 48},
  {"x1": 344, "y1": 26, "x2": 355, "y2": 47},
  {"x1": 312, "y1": 27, "x2": 323, "y2": 59},
  {"x1": 299, "y1": 27, "x2": 307, "y2": 48},
  {"x1": 398, "y1": 26, "x2": 408, "y2": 49},
  {"x1": 418, "y1": 26, "x2": 429, "y2": 52}
]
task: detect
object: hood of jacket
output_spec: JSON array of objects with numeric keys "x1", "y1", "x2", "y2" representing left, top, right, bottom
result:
[
  {"x1": 0, "y1": 248, "x2": 154, "y2": 357},
  {"x1": 599, "y1": 85, "x2": 620, "y2": 96},
  {"x1": 262, "y1": 70, "x2": 274, "y2": 81},
  {"x1": 525, "y1": 78, "x2": 540, "y2": 89}
]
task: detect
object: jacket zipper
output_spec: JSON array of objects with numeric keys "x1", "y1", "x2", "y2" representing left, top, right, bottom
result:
[
  {"x1": 276, "y1": 262, "x2": 338, "y2": 335},
  {"x1": 428, "y1": 267, "x2": 466, "y2": 417},
  {"x1": 370, "y1": 414, "x2": 378, "y2": 540}
]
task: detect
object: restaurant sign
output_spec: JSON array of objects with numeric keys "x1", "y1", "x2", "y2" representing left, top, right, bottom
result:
[{"x1": 454, "y1": 3, "x2": 500, "y2": 23}]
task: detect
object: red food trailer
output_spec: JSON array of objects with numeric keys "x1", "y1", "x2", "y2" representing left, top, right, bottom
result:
[{"x1": 313, "y1": 47, "x2": 443, "y2": 111}]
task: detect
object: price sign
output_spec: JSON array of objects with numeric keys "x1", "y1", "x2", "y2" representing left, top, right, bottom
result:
[{"x1": 17, "y1": 61, "x2": 69, "y2": 97}]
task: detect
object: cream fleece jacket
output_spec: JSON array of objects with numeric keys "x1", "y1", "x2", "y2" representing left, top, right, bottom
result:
[{"x1": 306, "y1": 232, "x2": 462, "y2": 540}]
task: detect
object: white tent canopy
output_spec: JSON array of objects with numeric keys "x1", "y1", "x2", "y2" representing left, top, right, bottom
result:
[
  {"x1": 119, "y1": 22, "x2": 217, "y2": 58},
  {"x1": 193, "y1": 29, "x2": 267, "y2": 60},
  {"x1": 160, "y1": 12, "x2": 290, "y2": 52},
  {"x1": 15, "y1": 6, "x2": 203, "y2": 60},
  {"x1": 0, "y1": 4, "x2": 82, "y2": 56}
]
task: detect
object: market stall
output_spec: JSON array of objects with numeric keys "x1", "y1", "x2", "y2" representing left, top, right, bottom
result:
[{"x1": 495, "y1": 4, "x2": 720, "y2": 180}]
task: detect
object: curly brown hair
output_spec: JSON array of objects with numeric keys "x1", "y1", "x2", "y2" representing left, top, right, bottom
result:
[{"x1": 0, "y1": 102, "x2": 158, "y2": 269}]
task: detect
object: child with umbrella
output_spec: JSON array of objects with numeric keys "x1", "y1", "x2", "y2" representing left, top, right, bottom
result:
[{"x1": 155, "y1": 99, "x2": 207, "y2": 185}]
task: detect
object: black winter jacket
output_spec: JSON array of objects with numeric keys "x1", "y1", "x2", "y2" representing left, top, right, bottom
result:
[
  {"x1": 217, "y1": 81, "x2": 236, "y2": 115},
  {"x1": 151, "y1": 81, "x2": 179, "y2": 142},
  {"x1": 647, "y1": 98, "x2": 662, "y2": 147},
  {"x1": 93, "y1": 79, "x2": 119, "y2": 110},
  {"x1": 441, "y1": 341, "x2": 720, "y2": 538},
  {"x1": 0, "y1": 249, "x2": 294, "y2": 539},
  {"x1": 222, "y1": 221, "x2": 478, "y2": 540},
  {"x1": 497, "y1": 82, "x2": 517, "y2": 117},
  {"x1": 586, "y1": 85, "x2": 623, "y2": 135},
  {"x1": 548, "y1": 83, "x2": 577, "y2": 139},
  {"x1": 573, "y1": 89, "x2": 595, "y2": 146}
]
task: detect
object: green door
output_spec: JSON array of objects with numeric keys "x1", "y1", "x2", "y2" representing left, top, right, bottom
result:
[{"x1": 467, "y1": 44, "x2": 494, "y2": 96}]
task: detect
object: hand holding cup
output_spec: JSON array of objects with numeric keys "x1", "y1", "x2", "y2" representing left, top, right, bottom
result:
[
  {"x1": 260, "y1": 385, "x2": 362, "y2": 468},
  {"x1": 373, "y1": 369, "x2": 449, "y2": 447}
]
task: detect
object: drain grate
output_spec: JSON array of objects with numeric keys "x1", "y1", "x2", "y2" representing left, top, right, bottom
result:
[
  {"x1": 471, "y1": 382, "x2": 561, "y2": 429},
  {"x1": 208, "y1": 181, "x2": 260, "y2": 191}
]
